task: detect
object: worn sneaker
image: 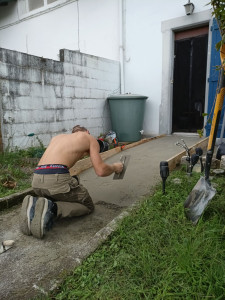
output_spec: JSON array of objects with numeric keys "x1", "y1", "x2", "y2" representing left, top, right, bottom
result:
[
  {"x1": 30, "y1": 197, "x2": 55, "y2": 239},
  {"x1": 19, "y1": 195, "x2": 38, "y2": 236}
]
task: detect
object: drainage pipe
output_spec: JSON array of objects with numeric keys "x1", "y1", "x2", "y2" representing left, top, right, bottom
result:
[{"x1": 119, "y1": 0, "x2": 125, "y2": 94}]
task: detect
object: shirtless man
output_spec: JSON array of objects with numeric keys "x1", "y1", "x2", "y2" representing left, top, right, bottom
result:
[{"x1": 19, "y1": 125, "x2": 123, "y2": 239}]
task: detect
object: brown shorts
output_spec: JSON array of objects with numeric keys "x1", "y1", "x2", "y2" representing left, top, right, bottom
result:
[{"x1": 32, "y1": 173, "x2": 94, "y2": 217}]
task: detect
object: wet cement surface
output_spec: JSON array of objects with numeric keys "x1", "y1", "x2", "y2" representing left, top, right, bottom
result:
[{"x1": 0, "y1": 135, "x2": 203, "y2": 299}]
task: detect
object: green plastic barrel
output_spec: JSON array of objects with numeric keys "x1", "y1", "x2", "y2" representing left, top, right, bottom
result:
[{"x1": 107, "y1": 94, "x2": 148, "y2": 142}]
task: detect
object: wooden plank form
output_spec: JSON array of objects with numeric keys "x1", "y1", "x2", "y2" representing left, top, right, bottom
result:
[
  {"x1": 122, "y1": 135, "x2": 165, "y2": 150},
  {"x1": 69, "y1": 135, "x2": 165, "y2": 176}
]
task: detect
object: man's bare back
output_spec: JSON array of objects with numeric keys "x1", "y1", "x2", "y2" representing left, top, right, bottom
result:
[
  {"x1": 20, "y1": 126, "x2": 123, "y2": 239},
  {"x1": 38, "y1": 131, "x2": 123, "y2": 177}
]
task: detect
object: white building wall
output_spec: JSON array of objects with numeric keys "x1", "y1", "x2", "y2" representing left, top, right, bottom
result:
[
  {"x1": 0, "y1": 0, "x2": 213, "y2": 137},
  {"x1": 123, "y1": 0, "x2": 211, "y2": 135},
  {"x1": 0, "y1": 0, "x2": 120, "y2": 61}
]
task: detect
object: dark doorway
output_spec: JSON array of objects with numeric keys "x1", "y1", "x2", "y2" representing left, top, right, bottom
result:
[{"x1": 172, "y1": 27, "x2": 208, "y2": 132}]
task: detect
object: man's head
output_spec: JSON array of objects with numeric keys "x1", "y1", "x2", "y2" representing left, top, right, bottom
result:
[{"x1": 72, "y1": 125, "x2": 89, "y2": 134}]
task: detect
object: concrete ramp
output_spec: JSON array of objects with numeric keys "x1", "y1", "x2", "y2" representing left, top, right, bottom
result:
[{"x1": 0, "y1": 135, "x2": 206, "y2": 299}]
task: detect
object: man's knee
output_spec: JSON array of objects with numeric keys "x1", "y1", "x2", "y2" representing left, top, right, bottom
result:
[{"x1": 83, "y1": 195, "x2": 95, "y2": 213}]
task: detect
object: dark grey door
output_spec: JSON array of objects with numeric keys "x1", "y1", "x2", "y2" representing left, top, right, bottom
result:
[{"x1": 172, "y1": 32, "x2": 208, "y2": 132}]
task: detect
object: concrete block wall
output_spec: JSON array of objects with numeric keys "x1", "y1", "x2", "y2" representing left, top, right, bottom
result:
[{"x1": 0, "y1": 48, "x2": 120, "y2": 150}]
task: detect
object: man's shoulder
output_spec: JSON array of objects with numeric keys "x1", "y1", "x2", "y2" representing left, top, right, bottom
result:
[
  {"x1": 74, "y1": 131, "x2": 92, "y2": 139},
  {"x1": 71, "y1": 132, "x2": 96, "y2": 144}
]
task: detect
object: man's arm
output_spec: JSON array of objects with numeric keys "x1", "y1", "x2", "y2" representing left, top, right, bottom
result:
[{"x1": 89, "y1": 136, "x2": 123, "y2": 177}]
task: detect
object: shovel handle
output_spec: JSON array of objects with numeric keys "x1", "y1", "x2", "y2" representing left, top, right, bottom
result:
[
  {"x1": 205, "y1": 44, "x2": 225, "y2": 179},
  {"x1": 207, "y1": 74, "x2": 225, "y2": 151}
]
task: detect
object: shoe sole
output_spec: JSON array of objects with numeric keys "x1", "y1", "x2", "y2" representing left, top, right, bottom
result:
[
  {"x1": 30, "y1": 197, "x2": 48, "y2": 239},
  {"x1": 19, "y1": 195, "x2": 34, "y2": 236}
]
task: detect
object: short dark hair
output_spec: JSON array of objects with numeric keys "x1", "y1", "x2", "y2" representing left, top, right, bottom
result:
[{"x1": 72, "y1": 125, "x2": 88, "y2": 133}]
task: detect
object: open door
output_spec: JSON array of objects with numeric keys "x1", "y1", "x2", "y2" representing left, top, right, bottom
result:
[{"x1": 172, "y1": 26, "x2": 208, "y2": 133}]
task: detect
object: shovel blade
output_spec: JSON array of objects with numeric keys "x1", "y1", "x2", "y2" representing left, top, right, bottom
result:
[{"x1": 184, "y1": 177, "x2": 216, "y2": 225}]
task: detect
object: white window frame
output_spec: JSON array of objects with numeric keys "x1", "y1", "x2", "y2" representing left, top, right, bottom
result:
[{"x1": 18, "y1": 0, "x2": 75, "y2": 19}]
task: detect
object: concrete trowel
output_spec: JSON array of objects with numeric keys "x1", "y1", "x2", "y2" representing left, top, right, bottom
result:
[{"x1": 113, "y1": 155, "x2": 130, "y2": 180}]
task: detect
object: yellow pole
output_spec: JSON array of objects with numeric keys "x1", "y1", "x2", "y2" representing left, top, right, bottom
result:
[{"x1": 205, "y1": 44, "x2": 225, "y2": 179}]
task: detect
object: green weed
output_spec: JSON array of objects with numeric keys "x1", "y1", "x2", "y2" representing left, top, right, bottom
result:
[{"x1": 0, "y1": 145, "x2": 45, "y2": 197}]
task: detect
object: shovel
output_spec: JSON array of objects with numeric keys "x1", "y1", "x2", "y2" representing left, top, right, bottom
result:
[{"x1": 184, "y1": 44, "x2": 225, "y2": 224}]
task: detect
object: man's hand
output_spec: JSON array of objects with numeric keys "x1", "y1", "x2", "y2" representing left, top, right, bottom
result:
[{"x1": 113, "y1": 162, "x2": 124, "y2": 174}]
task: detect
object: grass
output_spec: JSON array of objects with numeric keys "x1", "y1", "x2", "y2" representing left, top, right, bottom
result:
[
  {"x1": 1, "y1": 147, "x2": 224, "y2": 299},
  {"x1": 44, "y1": 168, "x2": 225, "y2": 300},
  {"x1": 0, "y1": 146, "x2": 44, "y2": 197}
]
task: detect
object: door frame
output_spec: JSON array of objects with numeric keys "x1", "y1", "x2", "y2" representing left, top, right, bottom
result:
[{"x1": 159, "y1": 9, "x2": 212, "y2": 135}]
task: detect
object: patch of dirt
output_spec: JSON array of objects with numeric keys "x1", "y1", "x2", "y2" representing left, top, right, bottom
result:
[{"x1": 95, "y1": 200, "x2": 127, "y2": 210}]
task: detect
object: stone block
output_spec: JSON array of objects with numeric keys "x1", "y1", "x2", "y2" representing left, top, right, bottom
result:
[
  {"x1": 0, "y1": 63, "x2": 8, "y2": 78},
  {"x1": 43, "y1": 71, "x2": 59, "y2": 85},
  {"x1": 221, "y1": 155, "x2": 225, "y2": 170},
  {"x1": 64, "y1": 75, "x2": 77, "y2": 87},
  {"x1": 74, "y1": 65, "x2": 88, "y2": 78},
  {"x1": 87, "y1": 78, "x2": 98, "y2": 89},
  {"x1": 64, "y1": 62, "x2": 74, "y2": 75},
  {"x1": 15, "y1": 96, "x2": 42, "y2": 110},
  {"x1": 54, "y1": 85, "x2": 62, "y2": 98},
  {"x1": 72, "y1": 52, "x2": 87, "y2": 66},
  {"x1": 56, "y1": 108, "x2": 76, "y2": 122},
  {"x1": 75, "y1": 87, "x2": 91, "y2": 98},
  {"x1": 61, "y1": 86, "x2": 74, "y2": 98},
  {"x1": 7, "y1": 81, "x2": 31, "y2": 97},
  {"x1": 85, "y1": 55, "x2": 99, "y2": 69},
  {"x1": 90, "y1": 88, "x2": 108, "y2": 99}
]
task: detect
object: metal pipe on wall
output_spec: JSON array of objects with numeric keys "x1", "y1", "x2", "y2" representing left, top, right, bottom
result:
[{"x1": 119, "y1": 0, "x2": 125, "y2": 94}]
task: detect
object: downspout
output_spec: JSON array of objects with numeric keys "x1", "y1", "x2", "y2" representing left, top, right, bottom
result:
[{"x1": 119, "y1": 0, "x2": 125, "y2": 94}]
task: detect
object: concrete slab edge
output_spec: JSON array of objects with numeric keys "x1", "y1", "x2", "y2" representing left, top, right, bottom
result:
[
  {"x1": 0, "y1": 188, "x2": 36, "y2": 212},
  {"x1": 0, "y1": 135, "x2": 166, "y2": 212}
]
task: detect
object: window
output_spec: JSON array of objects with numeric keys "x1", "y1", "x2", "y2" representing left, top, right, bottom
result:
[
  {"x1": 47, "y1": 0, "x2": 58, "y2": 4},
  {"x1": 28, "y1": 0, "x2": 44, "y2": 11},
  {"x1": 18, "y1": 0, "x2": 68, "y2": 17}
]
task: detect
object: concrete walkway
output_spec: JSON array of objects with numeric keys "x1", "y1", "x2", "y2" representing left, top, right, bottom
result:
[{"x1": 0, "y1": 134, "x2": 205, "y2": 299}]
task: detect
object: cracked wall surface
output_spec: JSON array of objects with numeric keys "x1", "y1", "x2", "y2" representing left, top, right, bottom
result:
[{"x1": 0, "y1": 48, "x2": 120, "y2": 150}]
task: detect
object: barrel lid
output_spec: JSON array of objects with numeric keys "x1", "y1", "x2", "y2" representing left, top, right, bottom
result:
[{"x1": 107, "y1": 93, "x2": 148, "y2": 100}]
